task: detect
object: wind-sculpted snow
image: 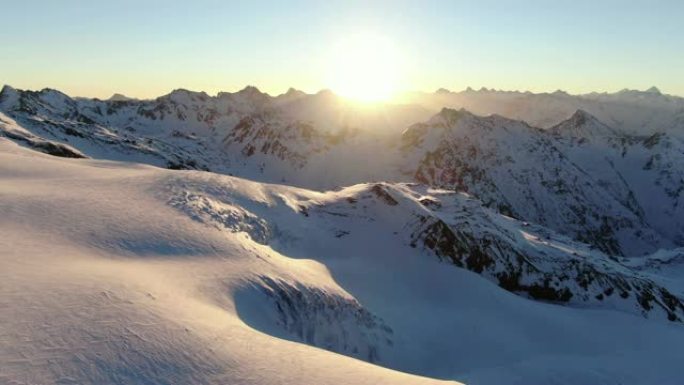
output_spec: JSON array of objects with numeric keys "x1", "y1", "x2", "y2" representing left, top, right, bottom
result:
[
  {"x1": 236, "y1": 276, "x2": 393, "y2": 363},
  {"x1": 169, "y1": 191, "x2": 273, "y2": 244}
]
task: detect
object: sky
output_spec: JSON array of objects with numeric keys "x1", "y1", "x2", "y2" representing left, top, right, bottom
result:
[{"x1": 1, "y1": 0, "x2": 683, "y2": 98}]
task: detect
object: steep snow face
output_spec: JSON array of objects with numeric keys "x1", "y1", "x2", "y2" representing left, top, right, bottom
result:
[
  {"x1": 550, "y1": 113, "x2": 684, "y2": 248},
  {"x1": 0, "y1": 111, "x2": 87, "y2": 158},
  {"x1": 404, "y1": 187, "x2": 684, "y2": 321},
  {"x1": 3, "y1": 140, "x2": 684, "y2": 385},
  {"x1": 401, "y1": 108, "x2": 668, "y2": 256}
]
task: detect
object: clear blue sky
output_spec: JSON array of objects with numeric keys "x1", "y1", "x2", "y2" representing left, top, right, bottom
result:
[{"x1": 1, "y1": 0, "x2": 682, "y2": 98}]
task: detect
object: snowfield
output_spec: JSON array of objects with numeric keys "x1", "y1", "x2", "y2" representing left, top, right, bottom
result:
[
  {"x1": 3, "y1": 138, "x2": 684, "y2": 385},
  {"x1": 0, "y1": 139, "x2": 453, "y2": 385}
]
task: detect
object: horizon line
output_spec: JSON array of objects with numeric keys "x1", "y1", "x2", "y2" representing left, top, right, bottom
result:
[{"x1": 1, "y1": 83, "x2": 681, "y2": 101}]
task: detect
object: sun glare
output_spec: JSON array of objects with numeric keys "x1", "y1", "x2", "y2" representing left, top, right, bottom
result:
[{"x1": 327, "y1": 33, "x2": 403, "y2": 102}]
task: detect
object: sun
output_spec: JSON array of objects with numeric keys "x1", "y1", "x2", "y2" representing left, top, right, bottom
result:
[{"x1": 326, "y1": 33, "x2": 403, "y2": 102}]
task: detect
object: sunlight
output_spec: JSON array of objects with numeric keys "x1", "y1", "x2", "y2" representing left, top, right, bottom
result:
[{"x1": 326, "y1": 33, "x2": 403, "y2": 102}]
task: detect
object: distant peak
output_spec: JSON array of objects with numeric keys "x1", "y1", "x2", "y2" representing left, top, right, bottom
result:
[
  {"x1": 163, "y1": 88, "x2": 210, "y2": 101},
  {"x1": 276, "y1": 87, "x2": 306, "y2": 102},
  {"x1": 282, "y1": 87, "x2": 306, "y2": 98},
  {"x1": 1, "y1": 84, "x2": 17, "y2": 94},
  {"x1": 551, "y1": 109, "x2": 617, "y2": 138},
  {"x1": 568, "y1": 109, "x2": 601, "y2": 126},
  {"x1": 436, "y1": 107, "x2": 473, "y2": 124},
  {"x1": 617, "y1": 87, "x2": 662, "y2": 96},
  {"x1": 232, "y1": 86, "x2": 271, "y2": 101},
  {"x1": 435, "y1": 88, "x2": 451, "y2": 94},
  {"x1": 572, "y1": 108, "x2": 592, "y2": 118},
  {"x1": 238, "y1": 85, "x2": 263, "y2": 95},
  {"x1": 315, "y1": 89, "x2": 336, "y2": 98},
  {"x1": 168, "y1": 88, "x2": 206, "y2": 96},
  {"x1": 645, "y1": 86, "x2": 661, "y2": 94},
  {"x1": 39, "y1": 87, "x2": 68, "y2": 97},
  {"x1": 0, "y1": 85, "x2": 20, "y2": 105},
  {"x1": 438, "y1": 107, "x2": 459, "y2": 115},
  {"x1": 108, "y1": 93, "x2": 133, "y2": 102}
]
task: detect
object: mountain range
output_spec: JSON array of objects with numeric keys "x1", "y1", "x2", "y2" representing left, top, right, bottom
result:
[{"x1": 2, "y1": 84, "x2": 682, "y2": 256}]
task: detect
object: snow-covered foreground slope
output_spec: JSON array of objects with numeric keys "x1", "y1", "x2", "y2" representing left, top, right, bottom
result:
[
  {"x1": 3, "y1": 139, "x2": 684, "y2": 385},
  {"x1": 0, "y1": 140, "x2": 450, "y2": 385}
]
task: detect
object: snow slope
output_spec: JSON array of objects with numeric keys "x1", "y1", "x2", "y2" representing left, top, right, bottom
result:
[
  {"x1": 0, "y1": 139, "x2": 451, "y2": 385},
  {"x1": 3, "y1": 139, "x2": 684, "y2": 384}
]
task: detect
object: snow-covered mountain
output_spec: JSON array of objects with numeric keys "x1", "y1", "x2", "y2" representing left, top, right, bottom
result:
[
  {"x1": 401, "y1": 108, "x2": 684, "y2": 256},
  {"x1": 3, "y1": 139, "x2": 684, "y2": 385},
  {"x1": 0, "y1": 85, "x2": 428, "y2": 186},
  {"x1": 550, "y1": 110, "x2": 684, "y2": 248},
  {"x1": 2, "y1": 85, "x2": 684, "y2": 258},
  {"x1": 401, "y1": 86, "x2": 684, "y2": 137},
  {"x1": 166, "y1": 173, "x2": 684, "y2": 322}
]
